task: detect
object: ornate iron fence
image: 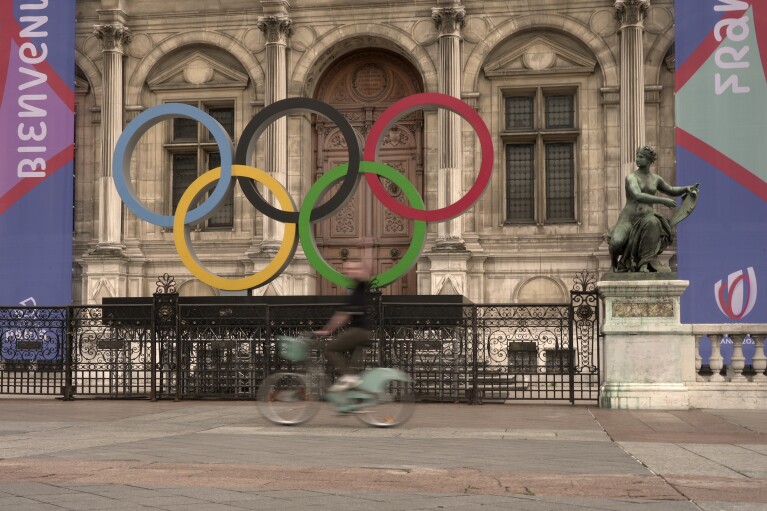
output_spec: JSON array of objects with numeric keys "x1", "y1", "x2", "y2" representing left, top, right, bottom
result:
[
  {"x1": 0, "y1": 274, "x2": 600, "y2": 403},
  {"x1": 69, "y1": 304, "x2": 153, "y2": 398},
  {"x1": 0, "y1": 307, "x2": 67, "y2": 395}
]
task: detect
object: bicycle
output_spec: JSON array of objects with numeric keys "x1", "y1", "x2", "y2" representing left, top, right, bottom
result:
[{"x1": 257, "y1": 332, "x2": 415, "y2": 427}]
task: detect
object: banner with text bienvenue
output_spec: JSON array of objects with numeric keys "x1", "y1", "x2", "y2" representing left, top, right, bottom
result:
[
  {"x1": 676, "y1": 0, "x2": 767, "y2": 323},
  {"x1": 0, "y1": 0, "x2": 75, "y2": 306}
]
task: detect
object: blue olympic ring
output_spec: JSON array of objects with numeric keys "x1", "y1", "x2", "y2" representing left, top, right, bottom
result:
[{"x1": 112, "y1": 103, "x2": 234, "y2": 228}]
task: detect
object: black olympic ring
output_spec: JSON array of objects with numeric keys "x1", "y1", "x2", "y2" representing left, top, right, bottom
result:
[{"x1": 234, "y1": 97, "x2": 361, "y2": 224}]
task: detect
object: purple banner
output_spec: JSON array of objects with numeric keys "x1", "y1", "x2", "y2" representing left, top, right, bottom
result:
[
  {"x1": 0, "y1": 0, "x2": 75, "y2": 306},
  {"x1": 676, "y1": 0, "x2": 767, "y2": 323}
]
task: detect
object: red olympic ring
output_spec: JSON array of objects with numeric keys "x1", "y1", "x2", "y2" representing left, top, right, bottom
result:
[{"x1": 363, "y1": 92, "x2": 494, "y2": 222}]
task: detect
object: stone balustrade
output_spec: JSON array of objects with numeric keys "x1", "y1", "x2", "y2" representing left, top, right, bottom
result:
[
  {"x1": 693, "y1": 325, "x2": 767, "y2": 383},
  {"x1": 688, "y1": 324, "x2": 767, "y2": 409}
]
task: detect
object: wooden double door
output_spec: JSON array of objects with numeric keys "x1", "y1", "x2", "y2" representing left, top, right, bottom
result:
[{"x1": 313, "y1": 50, "x2": 424, "y2": 296}]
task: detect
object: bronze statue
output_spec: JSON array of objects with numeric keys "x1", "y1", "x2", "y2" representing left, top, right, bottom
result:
[{"x1": 609, "y1": 145, "x2": 699, "y2": 273}]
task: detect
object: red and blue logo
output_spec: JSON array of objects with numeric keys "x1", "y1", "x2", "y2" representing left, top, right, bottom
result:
[{"x1": 714, "y1": 267, "x2": 757, "y2": 320}]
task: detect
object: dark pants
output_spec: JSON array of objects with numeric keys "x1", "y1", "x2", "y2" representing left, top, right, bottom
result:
[{"x1": 325, "y1": 327, "x2": 371, "y2": 376}]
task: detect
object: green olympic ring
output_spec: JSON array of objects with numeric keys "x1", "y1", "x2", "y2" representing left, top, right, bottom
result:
[{"x1": 299, "y1": 161, "x2": 427, "y2": 289}]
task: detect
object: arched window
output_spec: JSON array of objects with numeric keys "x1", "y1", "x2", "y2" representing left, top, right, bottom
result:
[
  {"x1": 483, "y1": 33, "x2": 598, "y2": 226},
  {"x1": 146, "y1": 47, "x2": 249, "y2": 230}
]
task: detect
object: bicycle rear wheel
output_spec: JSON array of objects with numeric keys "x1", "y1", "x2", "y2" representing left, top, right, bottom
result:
[
  {"x1": 258, "y1": 372, "x2": 319, "y2": 426},
  {"x1": 356, "y1": 379, "x2": 415, "y2": 428}
]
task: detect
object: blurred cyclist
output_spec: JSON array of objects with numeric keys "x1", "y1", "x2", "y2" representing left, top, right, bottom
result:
[{"x1": 314, "y1": 258, "x2": 374, "y2": 392}]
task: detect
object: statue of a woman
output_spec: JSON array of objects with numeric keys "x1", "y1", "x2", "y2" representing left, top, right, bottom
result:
[{"x1": 609, "y1": 145, "x2": 699, "y2": 273}]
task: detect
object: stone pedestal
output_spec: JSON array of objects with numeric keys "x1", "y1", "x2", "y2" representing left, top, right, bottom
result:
[{"x1": 597, "y1": 277, "x2": 694, "y2": 409}]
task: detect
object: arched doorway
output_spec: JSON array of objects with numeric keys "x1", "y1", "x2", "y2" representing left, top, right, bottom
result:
[{"x1": 313, "y1": 50, "x2": 424, "y2": 296}]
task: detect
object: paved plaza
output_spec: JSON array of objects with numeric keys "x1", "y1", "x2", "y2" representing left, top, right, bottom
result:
[{"x1": 0, "y1": 399, "x2": 765, "y2": 510}]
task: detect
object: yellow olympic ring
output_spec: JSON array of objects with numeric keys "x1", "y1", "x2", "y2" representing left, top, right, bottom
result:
[{"x1": 173, "y1": 165, "x2": 298, "y2": 291}]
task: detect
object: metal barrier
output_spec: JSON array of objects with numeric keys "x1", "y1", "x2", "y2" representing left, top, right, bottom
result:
[
  {"x1": 0, "y1": 275, "x2": 599, "y2": 403},
  {"x1": 0, "y1": 307, "x2": 67, "y2": 395}
]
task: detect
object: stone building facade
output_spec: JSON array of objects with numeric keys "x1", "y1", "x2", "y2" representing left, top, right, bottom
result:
[{"x1": 72, "y1": 0, "x2": 676, "y2": 304}]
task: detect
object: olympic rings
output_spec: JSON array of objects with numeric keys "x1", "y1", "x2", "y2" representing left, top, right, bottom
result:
[
  {"x1": 235, "y1": 98, "x2": 361, "y2": 224},
  {"x1": 174, "y1": 165, "x2": 298, "y2": 291},
  {"x1": 364, "y1": 92, "x2": 494, "y2": 222},
  {"x1": 111, "y1": 93, "x2": 494, "y2": 291},
  {"x1": 113, "y1": 103, "x2": 234, "y2": 228},
  {"x1": 299, "y1": 162, "x2": 427, "y2": 288}
]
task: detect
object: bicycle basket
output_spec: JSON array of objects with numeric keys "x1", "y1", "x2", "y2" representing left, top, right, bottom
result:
[{"x1": 278, "y1": 336, "x2": 309, "y2": 362}]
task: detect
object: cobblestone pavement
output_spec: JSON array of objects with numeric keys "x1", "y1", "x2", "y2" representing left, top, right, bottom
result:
[{"x1": 0, "y1": 400, "x2": 765, "y2": 510}]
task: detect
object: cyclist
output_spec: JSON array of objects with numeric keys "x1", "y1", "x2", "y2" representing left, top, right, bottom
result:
[{"x1": 314, "y1": 258, "x2": 374, "y2": 392}]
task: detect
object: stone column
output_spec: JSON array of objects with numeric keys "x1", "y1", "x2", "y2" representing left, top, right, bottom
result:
[
  {"x1": 614, "y1": 0, "x2": 650, "y2": 204},
  {"x1": 431, "y1": 3, "x2": 465, "y2": 250},
  {"x1": 93, "y1": 22, "x2": 131, "y2": 253},
  {"x1": 257, "y1": 7, "x2": 292, "y2": 249}
]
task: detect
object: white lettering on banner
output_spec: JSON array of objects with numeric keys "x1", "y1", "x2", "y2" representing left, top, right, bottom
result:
[
  {"x1": 19, "y1": 297, "x2": 37, "y2": 306},
  {"x1": 714, "y1": 2, "x2": 751, "y2": 95},
  {"x1": 16, "y1": 6, "x2": 49, "y2": 179},
  {"x1": 715, "y1": 0, "x2": 748, "y2": 12},
  {"x1": 18, "y1": 17, "x2": 48, "y2": 38},
  {"x1": 20, "y1": 0, "x2": 48, "y2": 10}
]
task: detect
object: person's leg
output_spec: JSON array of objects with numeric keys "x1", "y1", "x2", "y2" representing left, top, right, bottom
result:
[
  {"x1": 326, "y1": 328, "x2": 369, "y2": 376},
  {"x1": 347, "y1": 330, "x2": 372, "y2": 373},
  {"x1": 326, "y1": 328, "x2": 371, "y2": 391}
]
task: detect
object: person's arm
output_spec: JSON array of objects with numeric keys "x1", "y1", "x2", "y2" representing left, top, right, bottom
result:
[
  {"x1": 315, "y1": 311, "x2": 351, "y2": 337},
  {"x1": 626, "y1": 174, "x2": 676, "y2": 208}
]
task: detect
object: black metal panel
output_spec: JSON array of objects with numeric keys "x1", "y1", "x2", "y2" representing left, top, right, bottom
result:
[
  {"x1": 380, "y1": 302, "x2": 472, "y2": 402},
  {"x1": 68, "y1": 305, "x2": 153, "y2": 398},
  {"x1": 472, "y1": 304, "x2": 573, "y2": 401},
  {"x1": 176, "y1": 303, "x2": 268, "y2": 399},
  {"x1": 570, "y1": 272, "x2": 601, "y2": 402},
  {"x1": 0, "y1": 307, "x2": 67, "y2": 395}
]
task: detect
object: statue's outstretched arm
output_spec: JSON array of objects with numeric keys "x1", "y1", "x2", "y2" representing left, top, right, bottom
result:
[{"x1": 658, "y1": 177, "x2": 699, "y2": 197}]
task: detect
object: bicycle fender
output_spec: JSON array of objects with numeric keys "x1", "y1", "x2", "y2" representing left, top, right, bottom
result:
[{"x1": 357, "y1": 367, "x2": 409, "y2": 394}]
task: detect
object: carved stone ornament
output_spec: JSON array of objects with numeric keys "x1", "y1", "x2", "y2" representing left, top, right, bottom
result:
[
  {"x1": 352, "y1": 63, "x2": 388, "y2": 99},
  {"x1": 334, "y1": 200, "x2": 356, "y2": 235},
  {"x1": 614, "y1": 0, "x2": 651, "y2": 26},
  {"x1": 431, "y1": 6, "x2": 466, "y2": 36},
  {"x1": 257, "y1": 16, "x2": 294, "y2": 44},
  {"x1": 612, "y1": 301, "x2": 673, "y2": 318},
  {"x1": 383, "y1": 128, "x2": 409, "y2": 148},
  {"x1": 93, "y1": 23, "x2": 132, "y2": 53}
]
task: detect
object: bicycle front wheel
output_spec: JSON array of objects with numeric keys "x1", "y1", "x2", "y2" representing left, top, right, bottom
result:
[
  {"x1": 257, "y1": 372, "x2": 320, "y2": 426},
  {"x1": 356, "y1": 379, "x2": 415, "y2": 428}
]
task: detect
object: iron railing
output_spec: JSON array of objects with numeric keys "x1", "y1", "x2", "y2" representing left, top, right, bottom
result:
[{"x1": 0, "y1": 276, "x2": 599, "y2": 403}]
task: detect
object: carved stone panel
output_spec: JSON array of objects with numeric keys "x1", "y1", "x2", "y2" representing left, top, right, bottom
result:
[{"x1": 612, "y1": 301, "x2": 674, "y2": 318}]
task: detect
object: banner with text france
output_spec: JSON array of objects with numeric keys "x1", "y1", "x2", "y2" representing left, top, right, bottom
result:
[
  {"x1": 676, "y1": 0, "x2": 767, "y2": 323},
  {"x1": 0, "y1": 0, "x2": 75, "y2": 306}
]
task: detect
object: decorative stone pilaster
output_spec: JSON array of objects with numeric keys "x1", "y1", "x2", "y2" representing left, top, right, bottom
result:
[
  {"x1": 93, "y1": 23, "x2": 131, "y2": 253},
  {"x1": 614, "y1": 0, "x2": 650, "y2": 205},
  {"x1": 431, "y1": 4, "x2": 465, "y2": 250},
  {"x1": 256, "y1": 13, "x2": 293, "y2": 249}
]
